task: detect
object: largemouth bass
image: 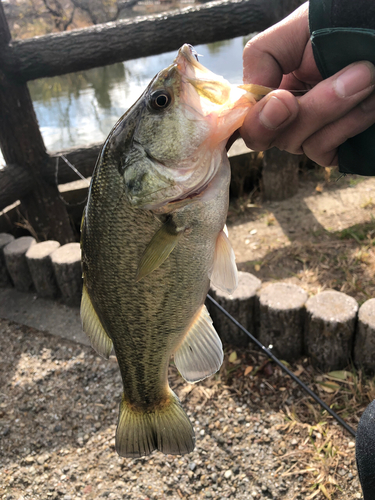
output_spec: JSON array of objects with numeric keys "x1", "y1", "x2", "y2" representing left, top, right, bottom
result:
[{"x1": 81, "y1": 44, "x2": 271, "y2": 458}]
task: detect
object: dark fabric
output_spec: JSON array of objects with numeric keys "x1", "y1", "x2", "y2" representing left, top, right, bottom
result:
[
  {"x1": 309, "y1": 0, "x2": 332, "y2": 33},
  {"x1": 332, "y1": 0, "x2": 375, "y2": 30},
  {"x1": 309, "y1": 0, "x2": 375, "y2": 176},
  {"x1": 311, "y1": 28, "x2": 375, "y2": 76},
  {"x1": 356, "y1": 400, "x2": 375, "y2": 500}
]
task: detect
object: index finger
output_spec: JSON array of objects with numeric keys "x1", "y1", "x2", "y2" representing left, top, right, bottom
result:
[{"x1": 243, "y1": 2, "x2": 318, "y2": 87}]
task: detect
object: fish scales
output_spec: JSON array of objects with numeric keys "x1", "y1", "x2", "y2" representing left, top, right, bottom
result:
[
  {"x1": 81, "y1": 44, "x2": 272, "y2": 457},
  {"x1": 83, "y1": 153, "x2": 229, "y2": 406}
]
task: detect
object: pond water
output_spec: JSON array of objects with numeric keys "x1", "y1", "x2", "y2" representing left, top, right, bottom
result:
[{"x1": 0, "y1": 35, "x2": 251, "y2": 167}]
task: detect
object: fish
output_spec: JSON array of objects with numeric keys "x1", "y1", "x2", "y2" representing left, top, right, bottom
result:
[{"x1": 80, "y1": 44, "x2": 271, "y2": 458}]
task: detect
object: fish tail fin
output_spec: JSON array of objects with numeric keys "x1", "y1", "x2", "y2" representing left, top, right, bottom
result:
[{"x1": 116, "y1": 390, "x2": 195, "y2": 458}]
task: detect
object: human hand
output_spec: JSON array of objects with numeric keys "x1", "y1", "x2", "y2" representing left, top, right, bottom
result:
[{"x1": 240, "y1": 1, "x2": 375, "y2": 167}]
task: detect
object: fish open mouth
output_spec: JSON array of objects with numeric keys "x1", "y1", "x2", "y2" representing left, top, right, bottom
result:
[
  {"x1": 176, "y1": 45, "x2": 233, "y2": 108},
  {"x1": 127, "y1": 44, "x2": 271, "y2": 214}
]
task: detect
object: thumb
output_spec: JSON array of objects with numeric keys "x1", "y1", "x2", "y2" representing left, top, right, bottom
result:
[{"x1": 240, "y1": 89, "x2": 299, "y2": 151}]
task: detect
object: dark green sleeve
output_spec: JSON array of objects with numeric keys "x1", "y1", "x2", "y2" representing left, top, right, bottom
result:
[{"x1": 309, "y1": 0, "x2": 375, "y2": 176}]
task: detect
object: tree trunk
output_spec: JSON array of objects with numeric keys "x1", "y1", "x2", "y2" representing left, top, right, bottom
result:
[
  {"x1": 0, "y1": 3, "x2": 74, "y2": 244},
  {"x1": 0, "y1": 143, "x2": 101, "y2": 211}
]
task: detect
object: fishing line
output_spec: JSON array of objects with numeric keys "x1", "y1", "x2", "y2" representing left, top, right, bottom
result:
[
  {"x1": 56, "y1": 139, "x2": 355, "y2": 437},
  {"x1": 54, "y1": 155, "x2": 89, "y2": 206},
  {"x1": 56, "y1": 154, "x2": 90, "y2": 184},
  {"x1": 206, "y1": 294, "x2": 356, "y2": 438}
]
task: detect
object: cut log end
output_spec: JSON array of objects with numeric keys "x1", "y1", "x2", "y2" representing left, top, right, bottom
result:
[
  {"x1": 51, "y1": 243, "x2": 82, "y2": 306},
  {"x1": 26, "y1": 240, "x2": 61, "y2": 298},
  {"x1": 207, "y1": 271, "x2": 261, "y2": 347},
  {"x1": 0, "y1": 232, "x2": 15, "y2": 287},
  {"x1": 3, "y1": 236, "x2": 36, "y2": 291},
  {"x1": 262, "y1": 148, "x2": 300, "y2": 201},
  {"x1": 258, "y1": 283, "x2": 308, "y2": 362},
  {"x1": 354, "y1": 298, "x2": 375, "y2": 373},
  {"x1": 305, "y1": 290, "x2": 358, "y2": 372},
  {"x1": 259, "y1": 282, "x2": 308, "y2": 310}
]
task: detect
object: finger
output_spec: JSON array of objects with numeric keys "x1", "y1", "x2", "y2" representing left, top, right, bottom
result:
[
  {"x1": 240, "y1": 89, "x2": 300, "y2": 151},
  {"x1": 302, "y1": 91, "x2": 375, "y2": 166},
  {"x1": 279, "y1": 42, "x2": 322, "y2": 91},
  {"x1": 243, "y1": 2, "x2": 310, "y2": 87},
  {"x1": 292, "y1": 41, "x2": 322, "y2": 86},
  {"x1": 273, "y1": 61, "x2": 375, "y2": 154}
]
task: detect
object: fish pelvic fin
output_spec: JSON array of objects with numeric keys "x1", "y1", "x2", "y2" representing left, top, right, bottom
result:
[
  {"x1": 80, "y1": 284, "x2": 113, "y2": 359},
  {"x1": 116, "y1": 390, "x2": 195, "y2": 458},
  {"x1": 174, "y1": 305, "x2": 223, "y2": 383},
  {"x1": 209, "y1": 226, "x2": 238, "y2": 294},
  {"x1": 136, "y1": 220, "x2": 183, "y2": 281}
]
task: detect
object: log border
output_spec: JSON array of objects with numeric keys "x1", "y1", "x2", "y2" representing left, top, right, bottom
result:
[{"x1": 1, "y1": 233, "x2": 373, "y2": 373}]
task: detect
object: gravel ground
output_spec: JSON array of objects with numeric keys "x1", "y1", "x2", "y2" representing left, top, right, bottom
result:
[{"x1": 0, "y1": 317, "x2": 366, "y2": 500}]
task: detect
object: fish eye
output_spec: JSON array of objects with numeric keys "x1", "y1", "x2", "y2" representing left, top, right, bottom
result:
[{"x1": 150, "y1": 90, "x2": 172, "y2": 111}]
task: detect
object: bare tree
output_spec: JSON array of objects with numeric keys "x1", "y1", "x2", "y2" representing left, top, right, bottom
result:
[
  {"x1": 6, "y1": 0, "x2": 139, "y2": 38},
  {"x1": 41, "y1": 0, "x2": 76, "y2": 30},
  {"x1": 70, "y1": 0, "x2": 121, "y2": 24}
]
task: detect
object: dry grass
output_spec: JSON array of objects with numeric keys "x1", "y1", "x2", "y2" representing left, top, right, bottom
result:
[
  {"x1": 216, "y1": 347, "x2": 375, "y2": 499},
  {"x1": 241, "y1": 218, "x2": 375, "y2": 304}
]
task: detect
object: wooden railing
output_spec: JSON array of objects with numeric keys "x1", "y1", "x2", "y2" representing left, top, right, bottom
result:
[{"x1": 0, "y1": 0, "x2": 303, "y2": 242}]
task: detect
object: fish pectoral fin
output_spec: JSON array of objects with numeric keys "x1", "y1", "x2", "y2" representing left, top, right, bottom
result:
[
  {"x1": 80, "y1": 284, "x2": 113, "y2": 359},
  {"x1": 238, "y1": 83, "x2": 273, "y2": 102},
  {"x1": 116, "y1": 390, "x2": 195, "y2": 458},
  {"x1": 209, "y1": 226, "x2": 238, "y2": 294},
  {"x1": 136, "y1": 220, "x2": 183, "y2": 281},
  {"x1": 174, "y1": 305, "x2": 223, "y2": 383}
]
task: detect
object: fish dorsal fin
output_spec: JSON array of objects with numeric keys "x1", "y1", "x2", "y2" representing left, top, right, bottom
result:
[
  {"x1": 174, "y1": 305, "x2": 223, "y2": 383},
  {"x1": 209, "y1": 226, "x2": 238, "y2": 294},
  {"x1": 238, "y1": 83, "x2": 273, "y2": 102},
  {"x1": 81, "y1": 284, "x2": 113, "y2": 359},
  {"x1": 136, "y1": 220, "x2": 183, "y2": 281}
]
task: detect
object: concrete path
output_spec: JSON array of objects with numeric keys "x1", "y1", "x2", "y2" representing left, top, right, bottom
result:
[{"x1": 0, "y1": 287, "x2": 89, "y2": 346}]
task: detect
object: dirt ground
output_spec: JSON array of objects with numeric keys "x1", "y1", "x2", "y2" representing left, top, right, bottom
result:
[
  {"x1": 0, "y1": 167, "x2": 374, "y2": 500},
  {"x1": 0, "y1": 318, "x2": 369, "y2": 500},
  {"x1": 227, "y1": 166, "x2": 375, "y2": 304}
]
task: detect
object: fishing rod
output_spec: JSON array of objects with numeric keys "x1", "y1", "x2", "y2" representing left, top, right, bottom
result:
[
  {"x1": 206, "y1": 294, "x2": 357, "y2": 438},
  {"x1": 59, "y1": 154, "x2": 356, "y2": 437}
]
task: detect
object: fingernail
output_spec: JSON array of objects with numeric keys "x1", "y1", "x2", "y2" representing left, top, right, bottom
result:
[
  {"x1": 335, "y1": 62, "x2": 375, "y2": 98},
  {"x1": 259, "y1": 96, "x2": 291, "y2": 129}
]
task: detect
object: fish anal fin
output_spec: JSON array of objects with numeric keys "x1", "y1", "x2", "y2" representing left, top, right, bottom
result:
[
  {"x1": 210, "y1": 226, "x2": 238, "y2": 294},
  {"x1": 174, "y1": 305, "x2": 223, "y2": 383},
  {"x1": 116, "y1": 390, "x2": 195, "y2": 458},
  {"x1": 80, "y1": 284, "x2": 113, "y2": 359},
  {"x1": 136, "y1": 221, "x2": 183, "y2": 281}
]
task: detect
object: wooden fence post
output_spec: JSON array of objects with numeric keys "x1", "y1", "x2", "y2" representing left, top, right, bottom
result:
[
  {"x1": 262, "y1": 148, "x2": 300, "y2": 201},
  {"x1": 0, "y1": 3, "x2": 74, "y2": 244}
]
